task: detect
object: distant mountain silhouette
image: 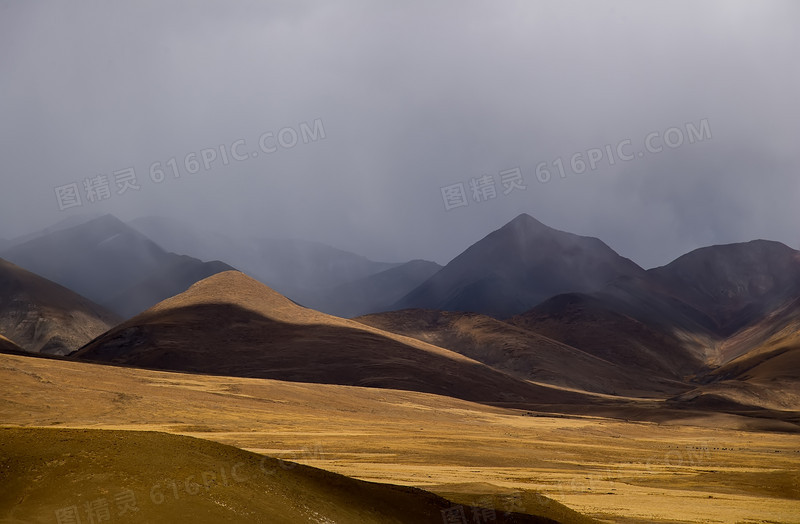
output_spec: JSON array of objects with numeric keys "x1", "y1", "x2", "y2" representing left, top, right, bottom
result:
[
  {"x1": 648, "y1": 240, "x2": 800, "y2": 336},
  {"x1": 129, "y1": 215, "x2": 431, "y2": 316},
  {"x1": 394, "y1": 214, "x2": 644, "y2": 318},
  {"x1": 106, "y1": 256, "x2": 235, "y2": 318},
  {"x1": 5, "y1": 213, "x2": 103, "y2": 247},
  {"x1": 1, "y1": 215, "x2": 231, "y2": 318},
  {"x1": 309, "y1": 260, "x2": 442, "y2": 317}
]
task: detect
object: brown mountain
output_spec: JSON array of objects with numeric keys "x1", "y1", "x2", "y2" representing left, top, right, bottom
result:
[
  {"x1": 514, "y1": 240, "x2": 800, "y2": 369},
  {"x1": 356, "y1": 308, "x2": 689, "y2": 396},
  {"x1": 647, "y1": 240, "x2": 800, "y2": 337},
  {"x1": 506, "y1": 240, "x2": 800, "y2": 412},
  {"x1": 0, "y1": 334, "x2": 24, "y2": 354},
  {"x1": 671, "y1": 297, "x2": 800, "y2": 412},
  {"x1": 393, "y1": 214, "x2": 644, "y2": 318},
  {"x1": 0, "y1": 258, "x2": 120, "y2": 355},
  {"x1": 507, "y1": 293, "x2": 709, "y2": 381},
  {"x1": 74, "y1": 271, "x2": 590, "y2": 406},
  {"x1": 575, "y1": 240, "x2": 800, "y2": 367}
]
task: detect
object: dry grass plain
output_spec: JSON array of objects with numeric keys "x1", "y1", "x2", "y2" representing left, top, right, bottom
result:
[{"x1": 1, "y1": 353, "x2": 798, "y2": 523}]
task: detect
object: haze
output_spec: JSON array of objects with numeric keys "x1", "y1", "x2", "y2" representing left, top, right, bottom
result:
[{"x1": 1, "y1": 0, "x2": 798, "y2": 268}]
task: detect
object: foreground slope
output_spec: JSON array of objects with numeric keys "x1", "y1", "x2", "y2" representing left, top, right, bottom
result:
[
  {"x1": 74, "y1": 271, "x2": 588, "y2": 405},
  {"x1": 0, "y1": 258, "x2": 120, "y2": 355},
  {"x1": 0, "y1": 427, "x2": 554, "y2": 524},
  {"x1": 394, "y1": 214, "x2": 644, "y2": 318}
]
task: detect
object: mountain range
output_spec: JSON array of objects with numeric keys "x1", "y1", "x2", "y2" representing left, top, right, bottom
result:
[
  {"x1": 393, "y1": 214, "x2": 644, "y2": 318},
  {"x1": 0, "y1": 215, "x2": 233, "y2": 318},
  {"x1": 73, "y1": 270, "x2": 589, "y2": 406},
  {"x1": 128, "y1": 215, "x2": 431, "y2": 315},
  {"x1": 1, "y1": 211, "x2": 798, "y2": 423}
]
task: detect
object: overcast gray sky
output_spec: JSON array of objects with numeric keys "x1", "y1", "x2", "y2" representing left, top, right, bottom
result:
[{"x1": 1, "y1": 0, "x2": 798, "y2": 268}]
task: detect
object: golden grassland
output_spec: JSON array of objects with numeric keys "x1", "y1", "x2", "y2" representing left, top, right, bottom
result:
[
  {"x1": 1, "y1": 353, "x2": 798, "y2": 523},
  {"x1": 2, "y1": 427, "x2": 576, "y2": 524}
]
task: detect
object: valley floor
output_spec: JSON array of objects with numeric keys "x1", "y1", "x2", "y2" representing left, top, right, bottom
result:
[{"x1": 1, "y1": 354, "x2": 798, "y2": 523}]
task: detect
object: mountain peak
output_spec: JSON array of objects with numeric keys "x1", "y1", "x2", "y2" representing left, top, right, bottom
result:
[
  {"x1": 394, "y1": 214, "x2": 643, "y2": 317},
  {"x1": 648, "y1": 239, "x2": 800, "y2": 334},
  {"x1": 504, "y1": 213, "x2": 549, "y2": 230},
  {"x1": 496, "y1": 214, "x2": 590, "y2": 246},
  {"x1": 182, "y1": 270, "x2": 274, "y2": 298},
  {"x1": 146, "y1": 270, "x2": 306, "y2": 323},
  {"x1": 657, "y1": 239, "x2": 799, "y2": 277}
]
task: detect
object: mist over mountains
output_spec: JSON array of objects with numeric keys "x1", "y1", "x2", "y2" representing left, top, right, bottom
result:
[
  {"x1": 2, "y1": 209, "x2": 799, "y2": 522},
  {"x1": 4, "y1": 212, "x2": 799, "y2": 337},
  {"x1": 0, "y1": 258, "x2": 119, "y2": 355},
  {"x1": 3, "y1": 3, "x2": 799, "y2": 521},
  {"x1": 0, "y1": 209, "x2": 798, "y2": 428},
  {"x1": 1, "y1": 211, "x2": 797, "y2": 414}
]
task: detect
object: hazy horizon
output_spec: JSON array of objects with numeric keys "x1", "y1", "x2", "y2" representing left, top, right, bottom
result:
[
  {"x1": 2, "y1": 1, "x2": 798, "y2": 269},
  {"x1": 7, "y1": 209, "x2": 800, "y2": 272}
]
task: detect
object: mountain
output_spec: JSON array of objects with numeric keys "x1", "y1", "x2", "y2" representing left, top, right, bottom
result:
[
  {"x1": 1, "y1": 215, "x2": 233, "y2": 318},
  {"x1": 106, "y1": 257, "x2": 235, "y2": 318},
  {"x1": 356, "y1": 308, "x2": 690, "y2": 396},
  {"x1": 716, "y1": 295, "x2": 800, "y2": 370},
  {"x1": 502, "y1": 240, "x2": 800, "y2": 406},
  {"x1": 247, "y1": 237, "x2": 400, "y2": 302},
  {"x1": 393, "y1": 214, "x2": 645, "y2": 318},
  {"x1": 74, "y1": 271, "x2": 591, "y2": 405},
  {"x1": 564, "y1": 240, "x2": 800, "y2": 367},
  {"x1": 309, "y1": 260, "x2": 442, "y2": 317},
  {"x1": 508, "y1": 293, "x2": 708, "y2": 381},
  {"x1": 5, "y1": 213, "x2": 102, "y2": 248},
  {"x1": 670, "y1": 296, "x2": 800, "y2": 412},
  {"x1": 0, "y1": 258, "x2": 120, "y2": 355},
  {"x1": 128, "y1": 216, "x2": 401, "y2": 302},
  {"x1": 647, "y1": 240, "x2": 800, "y2": 337},
  {"x1": 0, "y1": 334, "x2": 24, "y2": 354},
  {"x1": 128, "y1": 215, "x2": 248, "y2": 268}
]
